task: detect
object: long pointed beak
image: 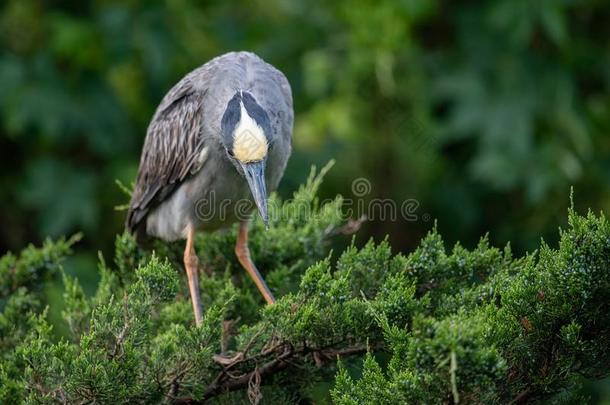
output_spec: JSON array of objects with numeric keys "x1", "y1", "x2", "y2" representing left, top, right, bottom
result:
[{"x1": 241, "y1": 161, "x2": 268, "y2": 228}]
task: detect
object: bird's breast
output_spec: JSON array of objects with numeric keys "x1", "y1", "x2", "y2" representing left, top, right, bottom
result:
[
  {"x1": 145, "y1": 153, "x2": 249, "y2": 240},
  {"x1": 145, "y1": 134, "x2": 289, "y2": 241},
  {"x1": 190, "y1": 163, "x2": 252, "y2": 229}
]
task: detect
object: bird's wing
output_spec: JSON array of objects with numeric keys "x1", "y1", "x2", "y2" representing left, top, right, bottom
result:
[{"x1": 126, "y1": 77, "x2": 208, "y2": 233}]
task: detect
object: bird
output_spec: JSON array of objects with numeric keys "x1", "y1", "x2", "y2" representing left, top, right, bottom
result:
[{"x1": 126, "y1": 51, "x2": 293, "y2": 326}]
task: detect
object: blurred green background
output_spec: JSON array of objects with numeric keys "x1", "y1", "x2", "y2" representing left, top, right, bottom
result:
[
  {"x1": 4, "y1": 0, "x2": 610, "y2": 254},
  {"x1": 2, "y1": 0, "x2": 610, "y2": 274},
  {"x1": 1, "y1": 0, "x2": 610, "y2": 402}
]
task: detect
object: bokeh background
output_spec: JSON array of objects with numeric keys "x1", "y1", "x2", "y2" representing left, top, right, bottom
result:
[{"x1": 1, "y1": 0, "x2": 610, "y2": 400}]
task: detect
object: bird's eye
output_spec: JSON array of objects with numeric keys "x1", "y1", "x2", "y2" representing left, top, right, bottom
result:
[{"x1": 228, "y1": 149, "x2": 234, "y2": 157}]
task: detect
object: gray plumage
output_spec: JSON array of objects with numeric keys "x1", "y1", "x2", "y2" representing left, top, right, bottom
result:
[{"x1": 126, "y1": 51, "x2": 293, "y2": 241}]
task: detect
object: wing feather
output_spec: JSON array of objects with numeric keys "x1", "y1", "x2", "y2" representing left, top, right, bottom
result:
[{"x1": 126, "y1": 79, "x2": 207, "y2": 233}]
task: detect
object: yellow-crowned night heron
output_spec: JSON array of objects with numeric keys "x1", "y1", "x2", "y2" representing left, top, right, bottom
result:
[{"x1": 126, "y1": 52, "x2": 293, "y2": 325}]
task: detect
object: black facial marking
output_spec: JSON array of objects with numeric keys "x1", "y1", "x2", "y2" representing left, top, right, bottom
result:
[
  {"x1": 241, "y1": 92, "x2": 272, "y2": 142},
  {"x1": 221, "y1": 92, "x2": 242, "y2": 151}
]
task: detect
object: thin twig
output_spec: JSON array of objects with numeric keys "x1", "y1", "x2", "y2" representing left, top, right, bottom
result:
[{"x1": 172, "y1": 343, "x2": 371, "y2": 403}]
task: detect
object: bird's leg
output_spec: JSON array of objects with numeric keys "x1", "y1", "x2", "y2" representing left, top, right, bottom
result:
[
  {"x1": 184, "y1": 225, "x2": 203, "y2": 326},
  {"x1": 235, "y1": 220, "x2": 275, "y2": 304}
]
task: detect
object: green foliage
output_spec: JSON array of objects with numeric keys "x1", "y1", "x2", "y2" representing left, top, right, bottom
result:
[
  {"x1": 1, "y1": 177, "x2": 609, "y2": 403},
  {"x1": 0, "y1": 233, "x2": 80, "y2": 371},
  {"x1": 0, "y1": 234, "x2": 81, "y2": 299},
  {"x1": 332, "y1": 207, "x2": 610, "y2": 404}
]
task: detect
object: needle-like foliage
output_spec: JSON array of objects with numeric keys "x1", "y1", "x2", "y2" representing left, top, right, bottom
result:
[{"x1": 1, "y1": 170, "x2": 609, "y2": 404}]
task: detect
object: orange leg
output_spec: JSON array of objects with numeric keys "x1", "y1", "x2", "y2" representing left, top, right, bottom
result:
[
  {"x1": 235, "y1": 220, "x2": 275, "y2": 304},
  {"x1": 184, "y1": 225, "x2": 203, "y2": 326}
]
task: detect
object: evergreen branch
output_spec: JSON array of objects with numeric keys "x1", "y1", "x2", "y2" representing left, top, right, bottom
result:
[
  {"x1": 3, "y1": 191, "x2": 610, "y2": 404},
  {"x1": 172, "y1": 343, "x2": 371, "y2": 403}
]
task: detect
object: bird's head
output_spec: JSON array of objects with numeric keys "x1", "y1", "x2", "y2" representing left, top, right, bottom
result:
[{"x1": 221, "y1": 90, "x2": 272, "y2": 227}]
